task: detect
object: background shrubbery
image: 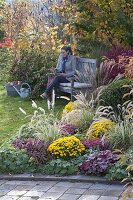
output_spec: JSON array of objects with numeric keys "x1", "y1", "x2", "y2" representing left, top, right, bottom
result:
[
  {"x1": 0, "y1": 47, "x2": 13, "y2": 82},
  {"x1": 100, "y1": 79, "x2": 133, "y2": 112},
  {"x1": 9, "y1": 48, "x2": 58, "y2": 98}
]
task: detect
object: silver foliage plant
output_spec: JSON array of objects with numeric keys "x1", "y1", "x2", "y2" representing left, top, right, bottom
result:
[
  {"x1": 74, "y1": 86, "x2": 104, "y2": 110},
  {"x1": 19, "y1": 101, "x2": 62, "y2": 143},
  {"x1": 94, "y1": 101, "x2": 133, "y2": 123}
]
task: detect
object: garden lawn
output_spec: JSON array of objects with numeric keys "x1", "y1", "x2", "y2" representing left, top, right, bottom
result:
[{"x1": 0, "y1": 83, "x2": 67, "y2": 146}]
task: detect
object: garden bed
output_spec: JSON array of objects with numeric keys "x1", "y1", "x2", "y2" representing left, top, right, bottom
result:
[{"x1": 0, "y1": 82, "x2": 132, "y2": 182}]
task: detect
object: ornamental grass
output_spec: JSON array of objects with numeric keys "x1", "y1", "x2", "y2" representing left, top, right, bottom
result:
[
  {"x1": 62, "y1": 109, "x2": 93, "y2": 129},
  {"x1": 48, "y1": 136, "x2": 85, "y2": 159}
]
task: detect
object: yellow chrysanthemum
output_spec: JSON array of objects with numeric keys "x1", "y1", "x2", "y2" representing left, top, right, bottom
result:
[
  {"x1": 62, "y1": 101, "x2": 77, "y2": 118},
  {"x1": 48, "y1": 136, "x2": 85, "y2": 159},
  {"x1": 87, "y1": 118, "x2": 114, "y2": 140}
]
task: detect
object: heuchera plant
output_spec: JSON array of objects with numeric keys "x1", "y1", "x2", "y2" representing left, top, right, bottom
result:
[
  {"x1": 80, "y1": 150, "x2": 118, "y2": 175},
  {"x1": 58, "y1": 122, "x2": 75, "y2": 135},
  {"x1": 83, "y1": 138, "x2": 102, "y2": 148},
  {"x1": 13, "y1": 138, "x2": 50, "y2": 164},
  {"x1": 83, "y1": 138, "x2": 110, "y2": 151}
]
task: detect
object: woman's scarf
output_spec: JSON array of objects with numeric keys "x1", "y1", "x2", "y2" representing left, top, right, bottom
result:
[{"x1": 61, "y1": 56, "x2": 68, "y2": 73}]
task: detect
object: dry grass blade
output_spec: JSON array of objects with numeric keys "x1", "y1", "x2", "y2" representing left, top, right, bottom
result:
[{"x1": 75, "y1": 66, "x2": 97, "y2": 89}]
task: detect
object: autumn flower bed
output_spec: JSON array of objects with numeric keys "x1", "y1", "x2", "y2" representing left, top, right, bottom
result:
[{"x1": 0, "y1": 97, "x2": 132, "y2": 181}]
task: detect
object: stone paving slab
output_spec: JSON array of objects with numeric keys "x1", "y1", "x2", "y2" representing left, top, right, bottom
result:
[
  {"x1": 84, "y1": 189, "x2": 105, "y2": 196},
  {"x1": 99, "y1": 197, "x2": 119, "y2": 200},
  {"x1": 65, "y1": 188, "x2": 87, "y2": 195},
  {"x1": 0, "y1": 190, "x2": 10, "y2": 196},
  {"x1": 0, "y1": 196, "x2": 19, "y2": 200},
  {"x1": 0, "y1": 179, "x2": 130, "y2": 200},
  {"x1": 7, "y1": 190, "x2": 27, "y2": 196},
  {"x1": 58, "y1": 193, "x2": 81, "y2": 200},
  {"x1": 0, "y1": 184, "x2": 17, "y2": 190},
  {"x1": 0, "y1": 181, "x2": 7, "y2": 186},
  {"x1": 78, "y1": 195, "x2": 100, "y2": 200}
]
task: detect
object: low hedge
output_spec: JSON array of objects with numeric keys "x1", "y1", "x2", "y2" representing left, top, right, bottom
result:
[{"x1": 99, "y1": 79, "x2": 133, "y2": 113}]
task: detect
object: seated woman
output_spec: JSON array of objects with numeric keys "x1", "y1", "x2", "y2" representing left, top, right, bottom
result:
[{"x1": 40, "y1": 45, "x2": 77, "y2": 99}]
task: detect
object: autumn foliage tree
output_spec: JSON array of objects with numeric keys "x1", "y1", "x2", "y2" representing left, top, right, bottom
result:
[{"x1": 72, "y1": 0, "x2": 133, "y2": 56}]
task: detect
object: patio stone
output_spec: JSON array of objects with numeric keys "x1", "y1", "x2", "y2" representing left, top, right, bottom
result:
[
  {"x1": 54, "y1": 181, "x2": 74, "y2": 188},
  {"x1": 84, "y1": 189, "x2": 105, "y2": 196},
  {"x1": 90, "y1": 183, "x2": 110, "y2": 190},
  {"x1": 58, "y1": 193, "x2": 81, "y2": 200},
  {"x1": 102, "y1": 189, "x2": 122, "y2": 197},
  {"x1": 47, "y1": 186, "x2": 69, "y2": 193},
  {"x1": 65, "y1": 188, "x2": 86, "y2": 195},
  {"x1": 0, "y1": 184, "x2": 17, "y2": 190},
  {"x1": 107, "y1": 184, "x2": 124, "y2": 190},
  {"x1": 0, "y1": 190, "x2": 10, "y2": 196},
  {"x1": 98, "y1": 196, "x2": 118, "y2": 200},
  {"x1": 35, "y1": 181, "x2": 58, "y2": 186},
  {"x1": 23, "y1": 191, "x2": 44, "y2": 197},
  {"x1": 14, "y1": 185, "x2": 34, "y2": 191},
  {"x1": 39, "y1": 192, "x2": 63, "y2": 200},
  {"x1": 78, "y1": 195, "x2": 99, "y2": 200},
  {"x1": 0, "y1": 180, "x2": 7, "y2": 186},
  {"x1": 31, "y1": 185, "x2": 53, "y2": 192},
  {"x1": 0, "y1": 196, "x2": 19, "y2": 200},
  {"x1": 72, "y1": 182, "x2": 93, "y2": 189},
  {"x1": 7, "y1": 190, "x2": 27, "y2": 196},
  {"x1": 18, "y1": 197, "x2": 39, "y2": 200}
]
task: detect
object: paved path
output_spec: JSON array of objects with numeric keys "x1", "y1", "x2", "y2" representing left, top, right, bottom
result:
[{"x1": 0, "y1": 179, "x2": 131, "y2": 200}]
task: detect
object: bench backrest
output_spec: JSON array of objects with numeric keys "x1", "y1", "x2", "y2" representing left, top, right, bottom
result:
[
  {"x1": 76, "y1": 57, "x2": 97, "y2": 83},
  {"x1": 76, "y1": 57, "x2": 97, "y2": 72}
]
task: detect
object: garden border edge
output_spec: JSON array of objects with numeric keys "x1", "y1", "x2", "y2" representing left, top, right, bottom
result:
[{"x1": 0, "y1": 174, "x2": 124, "y2": 185}]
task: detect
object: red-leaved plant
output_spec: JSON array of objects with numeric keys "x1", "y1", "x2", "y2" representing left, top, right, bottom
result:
[
  {"x1": 80, "y1": 150, "x2": 118, "y2": 175},
  {"x1": 13, "y1": 138, "x2": 51, "y2": 164},
  {"x1": 58, "y1": 122, "x2": 76, "y2": 135},
  {"x1": 83, "y1": 137, "x2": 110, "y2": 151},
  {"x1": 106, "y1": 47, "x2": 133, "y2": 62}
]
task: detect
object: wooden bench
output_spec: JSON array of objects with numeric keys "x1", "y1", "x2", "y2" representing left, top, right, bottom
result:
[{"x1": 47, "y1": 57, "x2": 97, "y2": 109}]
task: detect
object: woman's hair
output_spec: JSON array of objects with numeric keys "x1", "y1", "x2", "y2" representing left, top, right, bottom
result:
[{"x1": 61, "y1": 46, "x2": 73, "y2": 55}]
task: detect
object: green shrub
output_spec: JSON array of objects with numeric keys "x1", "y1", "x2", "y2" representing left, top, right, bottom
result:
[
  {"x1": 0, "y1": 143, "x2": 36, "y2": 173},
  {"x1": 39, "y1": 156, "x2": 86, "y2": 175},
  {"x1": 9, "y1": 48, "x2": 58, "y2": 98},
  {"x1": 106, "y1": 160, "x2": 129, "y2": 181},
  {"x1": 0, "y1": 48, "x2": 13, "y2": 82},
  {"x1": 41, "y1": 159, "x2": 78, "y2": 175},
  {"x1": 100, "y1": 79, "x2": 133, "y2": 113}
]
